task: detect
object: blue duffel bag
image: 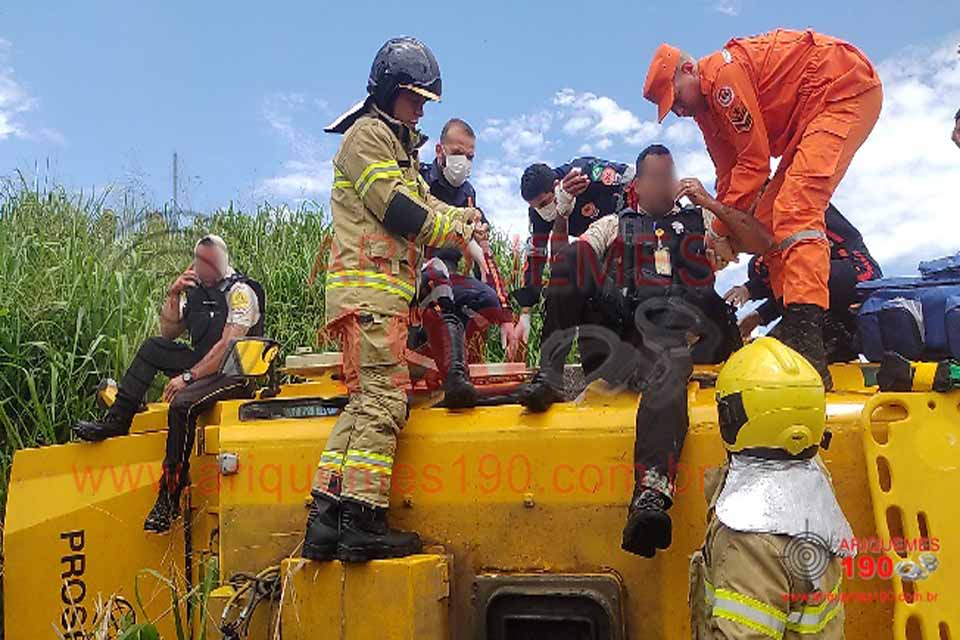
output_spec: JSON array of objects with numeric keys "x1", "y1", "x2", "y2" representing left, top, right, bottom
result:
[{"x1": 857, "y1": 254, "x2": 960, "y2": 362}]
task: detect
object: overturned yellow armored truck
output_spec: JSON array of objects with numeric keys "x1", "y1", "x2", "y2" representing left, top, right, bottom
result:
[{"x1": 3, "y1": 346, "x2": 957, "y2": 639}]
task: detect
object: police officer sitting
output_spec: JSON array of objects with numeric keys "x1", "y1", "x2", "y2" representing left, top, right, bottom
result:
[
  {"x1": 415, "y1": 118, "x2": 511, "y2": 406},
  {"x1": 74, "y1": 235, "x2": 264, "y2": 533},
  {"x1": 507, "y1": 156, "x2": 635, "y2": 357},
  {"x1": 519, "y1": 145, "x2": 740, "y2": 411},
  {"x1": 517, "y1": 145, "x2": 741, "y2": 558}
]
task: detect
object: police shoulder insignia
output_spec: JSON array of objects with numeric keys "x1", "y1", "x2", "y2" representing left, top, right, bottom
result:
[
  {"x1": 229, "y1": 286, "x2": 251, "y2": 310},
  {"x1": 590, "y1": 164, "x2": 603, "y2": 181},
  {"x1": 716, "y1": 86, "x2": 735, "y2": 108},
  {"x1": 728, "y1": 102, "x2": 753, "y2": 133},
  {"x1": 600, "y1": 166, "x2": 618, "y2": 186}
]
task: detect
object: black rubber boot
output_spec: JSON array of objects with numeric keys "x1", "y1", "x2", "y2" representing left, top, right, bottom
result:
[
  {"x1": 302, "y1": 490, "x2": 340, "y2": 561},
  {"x1": 74, "y1": 384, "x2": 143, "y2": 441},
  {"x1": 337, "y1": 500, "x2": 422, "y2": 562},
  {"x1": 517, "y1": 368, "x2": 563, "y2": 413},
  {"x1": 770, "y1": 303, "x2": 833, "y2": 390},
  {"x1": 73, "y1": 413, "x2": 131, "y2": 442},
  {"x1": 441, "y1": 313, "x2": 477, "y2": 409},
  {"x1": 144, "y1": 467, "x2": 187, "y2": 534},
  {"x1": 621, "y1": 488, "x2": 672, "y2": 558}
]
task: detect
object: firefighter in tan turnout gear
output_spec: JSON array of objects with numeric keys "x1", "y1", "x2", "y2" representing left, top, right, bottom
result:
[
  {"x1": 301, "y1": 37, "x2": 484, "y2": 562},
  {"x1": 690, "y1": 337, "x2": 854, "y2": 639}
]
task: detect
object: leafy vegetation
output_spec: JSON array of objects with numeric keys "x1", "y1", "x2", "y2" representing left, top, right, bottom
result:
[{"x1": 0, "y1": 178, "x2": 543, "y2": 521}]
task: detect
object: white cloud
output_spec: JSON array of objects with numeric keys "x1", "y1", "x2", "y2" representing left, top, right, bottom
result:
[
  {"x1": 469, "y1": 34, "x2": 960, "y2": 290},
  {"x1": 828, "y1": 36, "x2": 960, "y2": 274},
  {"x1": 472, "y1": 158, "x2": 530, "y2": 240},
  {"x1": 664, "y1": 120, "x2": 701, "y2": 146},
  {"x1": 0, "y1": 37, "x2": 50, "y2": 142},
  {"x1": 259, "y1": 159, "x2": 331, "y2": 200},
  {"x1": 258, "y1": 93, "x2": 333, "y2": 201},
  {"x1": 553, "y1": 88, "x2": 659, "y2": 148},
  {"x1": 480, "y1": 111, "x2": 553, "y2": 163},
  {"x1": 712, "y1": 0, "x2": 742, "y2": 16}
]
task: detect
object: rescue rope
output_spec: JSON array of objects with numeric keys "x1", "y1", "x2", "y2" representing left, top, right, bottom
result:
[{"x1": 219, "y1": 565, "x2": 281, "y2": 639}]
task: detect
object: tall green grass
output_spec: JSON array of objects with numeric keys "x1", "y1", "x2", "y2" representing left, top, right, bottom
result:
[
  {"x1": 0, "y1": 180, "x2": 331, "y2": 518},
  {"x1": 0, "y1": 178, "x2": 549, "y2": 638},
  {"x1": 0, "y1": 179, "x2": 542, "y2": 521}
]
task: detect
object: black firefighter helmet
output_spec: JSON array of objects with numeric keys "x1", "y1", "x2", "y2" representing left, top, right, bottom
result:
[{"x1": 325, "y1": 37, "x2": 442, "y2": 134}]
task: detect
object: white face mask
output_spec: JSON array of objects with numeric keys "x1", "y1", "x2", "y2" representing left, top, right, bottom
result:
[
  {"x1": 442, "y1": 152, "x2": 472, "y2": 187},
  {"x1": 535, "y1": 199, "x2": 558, "y2": 222}
]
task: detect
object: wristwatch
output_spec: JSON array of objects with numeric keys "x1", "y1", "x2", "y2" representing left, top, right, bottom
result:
[{"x1": 182, "y1": 371, "x2": 194, "y2": 385}]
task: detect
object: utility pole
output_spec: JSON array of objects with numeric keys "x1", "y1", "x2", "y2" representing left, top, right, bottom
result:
[{"x1": 172, "y1": 151, "x2": 179, "y2": 219}]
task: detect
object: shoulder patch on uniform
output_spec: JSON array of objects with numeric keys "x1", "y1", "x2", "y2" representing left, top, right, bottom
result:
[
  {"x1": 728, "y1": 102, "x2": 754, "y2": 133},
  {"x1": 721, "y1": 48, "x2": 733, "y2": 64},
  {"x1": 600, "y1": 166, "x2": 618, "y2": 186},
  {"x1": 229, "y1": 286, "x2": 251, "y2": 310},
  {"x1": 716, "y1": 86, "x2": 735, "y2": 108}
]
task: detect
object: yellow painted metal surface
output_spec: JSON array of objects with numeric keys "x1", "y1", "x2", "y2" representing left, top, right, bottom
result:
[
  {"x1": 278, "y1": 555, "x2": 450, "y2": 639},
  {"x1": 861, "y1": 391, "x2": 959, "y2": 639},
  {"x1": 4, "y1": 362, "x2": 898, "y2": 639},
  {"x1": 3, "y1": 431, "x2": 189, "y2": 639}
]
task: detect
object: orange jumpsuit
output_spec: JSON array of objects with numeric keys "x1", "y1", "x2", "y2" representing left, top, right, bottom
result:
[{"x1": 697, "y1": 29, "x2": 882, "y2": 309}]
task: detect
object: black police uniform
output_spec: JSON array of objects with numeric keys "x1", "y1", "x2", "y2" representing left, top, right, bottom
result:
[
  {"x1": 529, "y1": 204, "x2": 741, "y2": 557},
  {"x1": 513, "y1": 157, "x2": 632, "y2": 308},
  {"x1": 78, "y1": 272, "x2": 264, "y2": 472}
]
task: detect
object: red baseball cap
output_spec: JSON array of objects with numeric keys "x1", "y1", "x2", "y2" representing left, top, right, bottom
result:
[{"x1": 644, "y1": 44, "x2": 682, "y2": 123}]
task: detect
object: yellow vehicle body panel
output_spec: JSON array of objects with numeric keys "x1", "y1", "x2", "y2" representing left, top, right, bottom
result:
[
  {"x1": 3, "y1": 364, "x2": 904, "y2": 638},
  {"x1": 861, "y1": 391, "x2": 960, "y2": 639}
]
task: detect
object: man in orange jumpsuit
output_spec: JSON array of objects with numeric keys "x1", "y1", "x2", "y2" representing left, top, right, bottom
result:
[{"x1": 643, "y1": 29, "x2": 882, "y2": 387}]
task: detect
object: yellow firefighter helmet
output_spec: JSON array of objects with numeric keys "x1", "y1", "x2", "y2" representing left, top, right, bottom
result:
[{"x1": 715, "y1": 337, "x2": 826, "y2": 458}]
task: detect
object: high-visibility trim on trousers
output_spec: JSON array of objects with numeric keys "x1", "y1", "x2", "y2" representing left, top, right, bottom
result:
[
  {"x1": 705, "y1": 580, "x2": 787, "y2": 639},
  {"x1": 344, "y1": 449, "x2": 393, "y2": 476},
  {"x1": 784, "y1": 580, "x2": 843, "y2": 634},
  {"x1": 318, "y1": 451, "x2": 344, "y2": 470},
  {"x1": 326, "y1": 270, "x2": 415, "y2": 303},
  {"x1": 704, "y1": 576, "x2": 843, "y2": 637}
]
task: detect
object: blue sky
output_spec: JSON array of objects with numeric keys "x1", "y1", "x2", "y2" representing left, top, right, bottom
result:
[{"x1": 2, "y1": 1, "x2": 960, "y2": 292}]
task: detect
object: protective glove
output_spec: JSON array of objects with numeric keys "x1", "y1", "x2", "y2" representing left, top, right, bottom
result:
[
  {"x1": 466, "y1": 239, "x2": 489, "y2": 281},
  {"x1": 555, "y1": 183, "x2": 576, "y2": 219},
  {"x1": 517, "y1": 312, "x2": 531, "y2": 343}
]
